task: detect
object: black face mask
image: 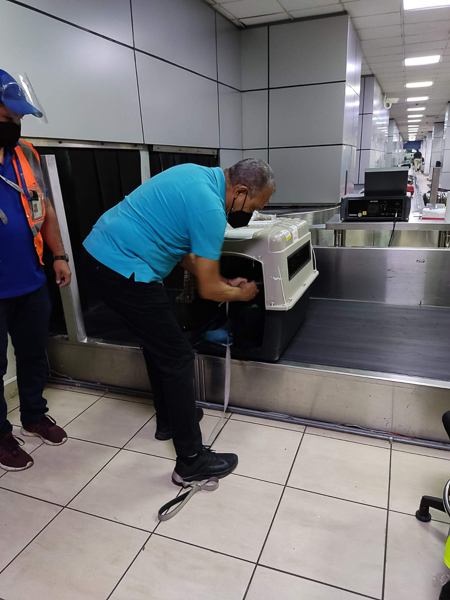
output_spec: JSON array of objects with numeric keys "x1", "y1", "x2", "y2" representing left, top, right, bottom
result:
[
  {"x1": 227, "y1": 192, "x2": 253, "y2": 229},
  {"x1": 0, "y1": 121, "x2": 21, "y2": 149}
]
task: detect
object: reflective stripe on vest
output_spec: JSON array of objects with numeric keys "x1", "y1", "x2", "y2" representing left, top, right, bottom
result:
[{"x1": 11, "y1": 140, "x2": 46, "y2": 266}]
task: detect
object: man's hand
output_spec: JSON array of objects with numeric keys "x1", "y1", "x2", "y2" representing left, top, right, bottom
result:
[
  {"x1": 54, "y1": 260, "x2": 72, "y2": 287},
  {"x1": 225, "y1": 277, "x2": 248, "y2": 287},
  {"x1": 239, "y1": 281, "x2": 259, "y2": 302}
]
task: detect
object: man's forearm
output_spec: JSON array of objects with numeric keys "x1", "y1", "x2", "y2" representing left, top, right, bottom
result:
[
  {"x1": 198, "y1": 281, "x2": 244, "y2": 303},
  {"x1": 40, "y1": 202, "x2": 65, "y2": 255}
]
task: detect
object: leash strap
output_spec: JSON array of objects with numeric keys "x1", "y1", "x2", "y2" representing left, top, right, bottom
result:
[
  {"x1": 205, "y1": 301, "x2": 231, "y2": 447},
  {"x1": 158, "y1": 478, "x2": 219, "y2": 521}
]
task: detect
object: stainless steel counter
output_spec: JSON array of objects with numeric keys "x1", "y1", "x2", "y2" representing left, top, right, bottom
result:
[
  {"x1": 326, "y1": 213, "x2": 450, "y2": 231},
  {"x1": 324, "y1": 214, "x2": 450, "y2": 248}
]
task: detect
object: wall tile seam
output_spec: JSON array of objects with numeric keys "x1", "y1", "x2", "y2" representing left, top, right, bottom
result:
[
  {"x1": 269, "y1": 143, "x2": 357, "y2": 150},
  {"x1": 241, "y1": 80, "x2": 347, "y2": 94},
  {"x1": 4, "y1": 0, "x2": 242, "y2": 92}
]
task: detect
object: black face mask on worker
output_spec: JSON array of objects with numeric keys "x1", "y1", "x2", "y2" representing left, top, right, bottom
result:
[
  {"x1": 227, "y1": 192, "x2": 252, "y2": 229},
  {"x1": 0, "y1": 121, "x2": 21, "y2": 149}
]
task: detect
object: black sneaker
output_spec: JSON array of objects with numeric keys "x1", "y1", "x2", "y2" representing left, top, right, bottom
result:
[
  {"x1": 172, "y1": 446, "x2": 238, "y2": 486},
  {"x1": 440, "y1": 580, "x2": 450, "y2": 600},
  {"x1": 155, "y1": 407, "x2": 204, "y2": 441}
]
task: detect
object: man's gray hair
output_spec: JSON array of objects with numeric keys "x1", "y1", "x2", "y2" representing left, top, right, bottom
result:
[{"x1": 226, "y1": 158, "x2": 275, "y2": 196}]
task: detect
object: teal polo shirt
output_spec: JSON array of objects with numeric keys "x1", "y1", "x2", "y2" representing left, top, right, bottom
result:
[{"x1": 83, "y1": 164, "x2": 226, "y2": 283}]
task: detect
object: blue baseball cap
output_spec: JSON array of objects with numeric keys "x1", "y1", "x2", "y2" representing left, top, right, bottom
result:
[{"x1": 0, "y1": 69, "x2": 43, "y2": 118}]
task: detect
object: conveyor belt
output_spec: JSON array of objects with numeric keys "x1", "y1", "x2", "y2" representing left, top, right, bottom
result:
[{"x1": 281, "y1": 298, "x2": 450, "y2": 381}]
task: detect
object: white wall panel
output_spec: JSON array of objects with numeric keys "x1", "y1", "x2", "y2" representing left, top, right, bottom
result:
[
  {"x1": 340, "y1": 144, "x2": 355, "y2": 196},
  {"x1": 217, "y1": 14, "x2": 241, "y2": 90},
  {"x1": 1, "y1": 0, "x2": 142, "y2": 143},
  {"x1": 343, "y1": 84, "x2": 359, "y2": 147},
  {"x1": 269, "y1": 83, "x2": 346, "y2": 147},
  {"x1": 346, "y1": 19, "x2": 362, "y2": 95},
  {"x1": 17, "y1": 0, "x2": 133, "y2": 45},
  {"x1": 242, "y1": 91, "x2": 268, "y2": 149},
  {"x1": 270, "y1": 16, "x2": 349, "y2": 87},
  {"x1": 137, "y1": 53, "x2": 219, "y2": 148},
  {"x1": 220, "y1": 150, "x2": 243, "y2": 169},
  {"x1": 241, "y1": 27, "x2": 268, "y2": 91},
  {"x1": 243, "y1": 149, "x2": 269, "y2": 162},
  {"x1": 269, "y1": 146, "x2": 343, "y2": 205},
  {"x1": 219, "y1": 85, "x2": 242, "y2": 149},
  {"x1": 132, "y1": 0, "x2": 216, "y2": 80},
  {"x1": 358, "y1": 149, "x2": 370, "y2": 183}
]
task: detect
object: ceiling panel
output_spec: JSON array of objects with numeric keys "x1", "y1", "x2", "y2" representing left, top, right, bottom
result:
[
  {"x1": 218, "y1": 0, "x2": 283, "y2": 18},
  {"x1": 352, "y1": 13, "x2": 401, "y2": 29},
  {"x1": 279, "y1": 0, "x2": 338, "y2": 10},
  {"x1": 404, "y1": 6, "x2": 450, "y2": 24},
  {"x1": 288, "y1": 5, "x2": 344, "y2": 18},
  {"x1": 343, "y1": 0, "x2": 400, "y2": 18},
  {"x1": 362, "y1": 37, "x2": 404, "y2": 50},
  {"x1": 357, "y1": 25, "x2": 402, "y2": 41}
]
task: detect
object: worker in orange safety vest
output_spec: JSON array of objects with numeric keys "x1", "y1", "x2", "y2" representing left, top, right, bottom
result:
[{"x1": 0, "y1": 69, "x2": 71, "y2": 472}]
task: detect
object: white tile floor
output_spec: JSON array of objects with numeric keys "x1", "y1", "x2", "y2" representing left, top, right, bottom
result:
[{"x1": 1, "y1": 386, "x2": 450, "y2": 599}]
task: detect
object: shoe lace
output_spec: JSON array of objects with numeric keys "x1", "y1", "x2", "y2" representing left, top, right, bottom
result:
[
  {"x1": 40, "y1": 415, "x2": 57, "y2": 430},
  {"x1": 2, "y1": 434, "x2": 25, "y2": 456}
]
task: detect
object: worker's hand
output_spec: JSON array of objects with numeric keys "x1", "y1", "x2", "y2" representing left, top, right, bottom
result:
[
  {"x1": 239, "y1": 281, "x2": 259, "y2": 302},
  {"x1": 54, "y1": 260, "x2": 72, "y2": 287},
  {"x1": 228, "y1": 277, "x2": 248, "y2": 287}
]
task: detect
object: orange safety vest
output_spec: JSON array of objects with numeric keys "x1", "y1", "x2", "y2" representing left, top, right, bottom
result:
[{"x1": 11, "y1": 140, "x2": 46, "y2": 265}]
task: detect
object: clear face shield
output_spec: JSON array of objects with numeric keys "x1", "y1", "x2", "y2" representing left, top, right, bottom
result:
[{"x1": 0, "y1": 70, "x2": 47, "y2": 123}]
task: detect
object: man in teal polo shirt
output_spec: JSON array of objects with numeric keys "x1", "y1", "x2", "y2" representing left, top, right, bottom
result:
[{"x1": 83, "y1": 158, "x2": 275, "y2": 485}]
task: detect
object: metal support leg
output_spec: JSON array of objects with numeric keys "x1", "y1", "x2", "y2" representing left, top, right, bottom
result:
[
  {"x1": 334, "y1": 230, "x2": 346, "y2": 247},
  {"x1": 439, "y1": 231, "x2": 450, "y2": 248},
  {"x1": 415, "y1": 495, "x2": 446, "y2": 522}
]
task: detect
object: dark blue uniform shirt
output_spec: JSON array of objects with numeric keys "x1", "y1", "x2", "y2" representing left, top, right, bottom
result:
[{"x1": 0, "y1": 148, "x2": 46, "y2": 298}]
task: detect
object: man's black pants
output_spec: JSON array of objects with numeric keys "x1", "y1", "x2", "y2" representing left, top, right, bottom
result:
[
  {"x1": 0, "y1": 284, "x2": 50, "y2": 436},
  {"x1": 84, "y1": 249, "x2": 203, "y2": 458}
]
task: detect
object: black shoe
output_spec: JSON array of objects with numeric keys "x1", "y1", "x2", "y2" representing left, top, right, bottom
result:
[
  {"x1": 172, "y1": 446, "x2": 238, "y2": 486},
  {"x1": 155, "y1": 407, "x2": 204, "y2": 441},
  {"x1": 440, "y1": 580, "x2": 450, "y2": 600}
]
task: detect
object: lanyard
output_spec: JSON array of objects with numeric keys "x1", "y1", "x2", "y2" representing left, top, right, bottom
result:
[
  {"x1": 13, "y1": 154, "x2": 30, "y2": 199},
  {"x1": 0, "y1": 173, "x2": 25, "y2": 195}
]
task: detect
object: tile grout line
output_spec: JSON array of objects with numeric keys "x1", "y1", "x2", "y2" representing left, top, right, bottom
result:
[
  {"x1": 0, "y1": 504, "x2": 64, "y2": 577},
  {"x1": 242, "y1": 429, "x2": 307, "y2": 600},
  {"x1": 257, "y1": 565, "x2": 380, "y2": 600},
  {"x1": 105, "y1": 533, "x2": 153, "y2": 600},
  {"x1": 284, "y1": 485, "x2": 388, "y2": 512},
  {"x1": 153, "y1": 531, "x2": 257, "y2": 566},
  {"x1": 381, "y1": 444, "x2": 393, "y2": 600}
]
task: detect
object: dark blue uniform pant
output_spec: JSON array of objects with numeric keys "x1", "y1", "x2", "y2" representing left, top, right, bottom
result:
[{"x1": 0, "y1": 284, "x2": 50, "y2": 436}]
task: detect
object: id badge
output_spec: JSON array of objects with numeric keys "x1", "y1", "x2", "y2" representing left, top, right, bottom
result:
[{"x1": 30, "y1": 187, "x2": 45, "y2": 221}]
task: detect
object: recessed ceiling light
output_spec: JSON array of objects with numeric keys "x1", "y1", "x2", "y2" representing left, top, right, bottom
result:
[
  {"x1": 404, "y1": 55, "x2": 440, "y2": 66},
  {"x1": 404, "y1": 0, "x2": 450, "y2": 10},
  {"x1": 408, "y1": 119, "x2": 421, "y2": 122},
  {"x1": 405, "y1": 81, "x2": 433, "y2": 88},
  {"x1": 407, "y1": 96, "x2": 429, "y2": 102},
  {"x1": 407, "y1": 107, "x2": 426, "y2": 111},
  {"x1": 408, "y1": 113, "x2": 423, "y2": 117}
]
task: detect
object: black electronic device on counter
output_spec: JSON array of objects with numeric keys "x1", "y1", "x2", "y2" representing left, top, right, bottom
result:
[
  {"x1": 340, "y1": 167, "x2": 411, "y2": 222},
  {"x1": 340, "y1": 195, "x2": 411, "y2": 222}
]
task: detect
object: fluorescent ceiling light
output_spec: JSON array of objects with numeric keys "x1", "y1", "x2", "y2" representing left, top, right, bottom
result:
[
  {"x1": 405, "y1": 81, "x2": 433, "y2": 88},
  {"x1": 407, "y1": 107, "x2": 426, "y2": 111},
  {"x1": 407, "y1": 96, "x2": 429, "y2": 102},
  {"x1": 405, "y1": 55, "x2": 440, "y2": 66},
  {"x1": 404, "y1": 0, "x2": 450, "y2": 10},
  {"x1": 408, "y1": 114, "x2": 423, "y2": 117},
  {"x1": 408, "y1": 119, "x2": 421, "y2": 122}
]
